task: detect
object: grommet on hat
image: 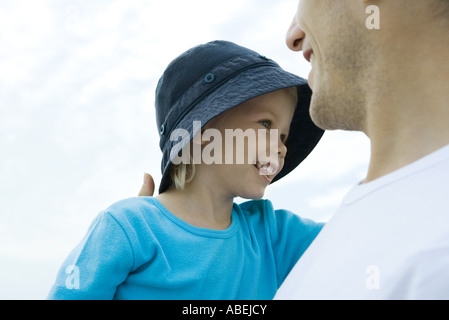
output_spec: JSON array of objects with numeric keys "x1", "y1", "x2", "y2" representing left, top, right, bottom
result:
[
  {"x1": 204, "y1": 73, "x2": 215, "y2": 84},
  {"x1": 155, "y1": 40, "x2": 324, "y2": 194}
]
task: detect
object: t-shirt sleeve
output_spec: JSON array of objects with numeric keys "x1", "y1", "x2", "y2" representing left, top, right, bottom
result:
[
  {"x1": 268, "y1": 201, "x2": 324, "y2": 287},
  {"x1": 47, "y1": 212, "x2": 134, "y2": 300}
]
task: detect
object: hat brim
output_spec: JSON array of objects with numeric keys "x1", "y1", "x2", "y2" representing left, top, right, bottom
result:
[{"x1": 159, "y1": 64, "x2": 324, "y2": 193}]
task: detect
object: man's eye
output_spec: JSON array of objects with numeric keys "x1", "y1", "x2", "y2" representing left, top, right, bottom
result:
[{"x1": 260, "y1": 120, "x2": 271, "y2": 129}]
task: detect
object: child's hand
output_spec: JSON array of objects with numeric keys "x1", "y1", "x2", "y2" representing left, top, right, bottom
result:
[{"x1": 138, "y1": 173, "x2": 155, "y2": 197}]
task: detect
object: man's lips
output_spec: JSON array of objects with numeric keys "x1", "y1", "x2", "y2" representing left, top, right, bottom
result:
[{"x1": 303, "y1": 49, "x2": 313, "y2": 63}]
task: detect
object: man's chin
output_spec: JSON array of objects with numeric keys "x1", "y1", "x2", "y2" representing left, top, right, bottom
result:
[{"x1": 310, "y1": 96, "x2": 366, "y2": 132}]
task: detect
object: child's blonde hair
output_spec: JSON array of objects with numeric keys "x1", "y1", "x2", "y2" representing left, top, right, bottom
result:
[
  {"x1": 169, "y1": 158, "x2": 196, "y2": 190},
  {"x1": 168, "y1": 86, "x2": 298, "y2": 191}
]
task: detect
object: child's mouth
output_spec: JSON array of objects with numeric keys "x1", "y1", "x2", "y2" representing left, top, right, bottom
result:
[{"x1": 254, "y1": 161, "x2": 279, "y2": 177}]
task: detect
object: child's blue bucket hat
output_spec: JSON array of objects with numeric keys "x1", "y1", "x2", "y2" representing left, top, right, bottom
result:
[{"x1": 155, "y1": 40, "x2": 324, "y2": 193}]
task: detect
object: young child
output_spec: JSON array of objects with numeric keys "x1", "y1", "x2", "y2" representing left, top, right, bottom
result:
[{"x1": 48, "y1": 40, "x2": 325, "y2": 300}]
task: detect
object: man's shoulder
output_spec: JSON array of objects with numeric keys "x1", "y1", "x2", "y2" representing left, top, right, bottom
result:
[{"x1": 379, "y1": 232, "x2": 449, "y2": 299}]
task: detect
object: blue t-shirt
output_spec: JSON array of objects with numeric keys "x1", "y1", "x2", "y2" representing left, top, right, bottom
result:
[{"x1": 48, "y1": 197, "x2": 323, "y2": 300}]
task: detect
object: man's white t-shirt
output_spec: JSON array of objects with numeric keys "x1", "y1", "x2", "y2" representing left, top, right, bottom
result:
[{"x1": 275, "y1": 144, "x2": 449, "y2": 299}]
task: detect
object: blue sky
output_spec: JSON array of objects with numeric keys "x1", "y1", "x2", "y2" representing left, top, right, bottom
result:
[{"x1": 0, "y1": 0, "x2": 370, "y2": 299}]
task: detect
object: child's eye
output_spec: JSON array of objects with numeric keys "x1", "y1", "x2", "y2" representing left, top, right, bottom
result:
[
  {"x1": 281, "y1": 134, "x2": 288, "y2": 144},
  {"x1": 260, "y1": 120, "x2": 271, "y2": 129}
]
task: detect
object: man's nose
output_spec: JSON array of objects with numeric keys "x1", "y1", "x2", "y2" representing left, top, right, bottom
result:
[{"x1": 286, "y1": 15, "x2": 305, "y2": 52}]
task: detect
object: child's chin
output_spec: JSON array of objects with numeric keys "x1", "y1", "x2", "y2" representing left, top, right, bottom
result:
[{"x1": 237, "y1": 188, "x2": 266, "y2": 201}]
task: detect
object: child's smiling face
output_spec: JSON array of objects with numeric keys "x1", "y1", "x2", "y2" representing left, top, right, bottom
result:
[{"x1": 199, "y1": 87, "x2": 297, "y2": 200}]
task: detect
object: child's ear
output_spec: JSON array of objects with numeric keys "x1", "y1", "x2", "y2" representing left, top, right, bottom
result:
[
  {"x1": 196, "y1": 120, "x2": 220, "y2": 146},
  {"x1": 192, "y1": 130, "x2": 208, "y2": 146}
]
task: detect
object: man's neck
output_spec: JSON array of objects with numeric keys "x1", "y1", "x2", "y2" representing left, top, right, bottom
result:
[{"x1": 363, "y1": 42, "x2": 449, "y2": 183}]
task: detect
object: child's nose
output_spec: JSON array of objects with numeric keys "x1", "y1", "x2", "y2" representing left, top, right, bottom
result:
[{"x1": 278, "y1": 141, "x2": 287, "y2": 159}]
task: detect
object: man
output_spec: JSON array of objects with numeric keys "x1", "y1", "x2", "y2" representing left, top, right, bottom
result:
[
  {"x1": 277, "y1": 0, "x2": 449, "y2": 299},
  {"x1": 139, "y1": 0, "x2": 449, "y2": 299}
]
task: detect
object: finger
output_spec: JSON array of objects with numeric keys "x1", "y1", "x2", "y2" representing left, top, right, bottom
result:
[{"x1": 138, "y1": 173, "x2": 155, "y2": 197}]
